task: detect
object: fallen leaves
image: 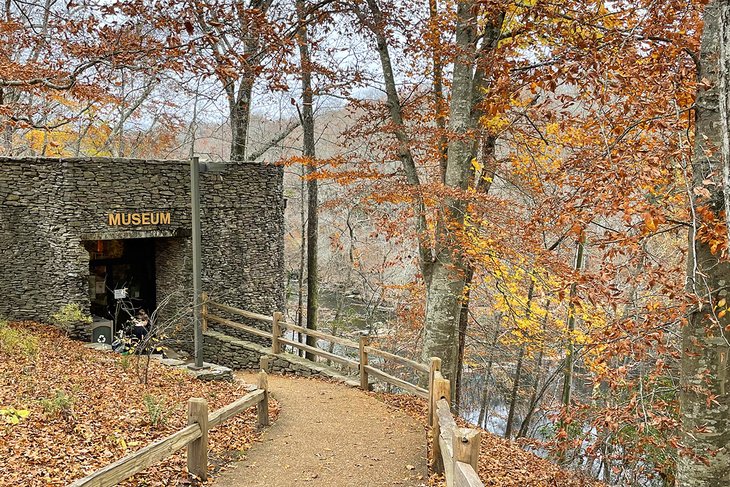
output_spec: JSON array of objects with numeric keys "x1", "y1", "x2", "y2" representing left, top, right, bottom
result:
[
  {"x1": 372, "y1": 391, "x2": 603, "y2": 487},
  {"x1": 0, "y1": 321, "x2": 278, "y2": 486}
]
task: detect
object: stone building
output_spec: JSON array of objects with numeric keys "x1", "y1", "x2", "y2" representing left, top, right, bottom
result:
[{"x1": 0, "y1": 157, "x2": 284, "y2": 350}]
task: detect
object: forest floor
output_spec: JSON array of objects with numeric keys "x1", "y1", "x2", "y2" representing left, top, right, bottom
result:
[
  {"x1": 213, "y1": 372, "x2": 429, "y2": 487},
  {"x1": 376, "y1": 393, "x2": 603, "y2": 487},
  {"x1": 0, "y1": 321, "x2": 277, "y2": 486}
]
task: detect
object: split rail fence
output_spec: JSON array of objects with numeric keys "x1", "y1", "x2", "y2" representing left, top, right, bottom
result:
[
  {"x1": 66, "y1": 298, "x2": 485, "y2": 486},
  {"x1": 67, "y1": 371, "x2": 270, "y2": 487},
  {"x1": 203, "y1": 297, "x2": 484, "y2": 487},
  {"x1": 202, "y1": 295, "x2": 430, "y2": 398},
  {"x1": 429, "y1": 361, "x2": 484, "y2": 487}
]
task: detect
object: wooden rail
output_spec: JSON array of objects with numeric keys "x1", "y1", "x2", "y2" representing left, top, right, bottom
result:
[
  {"x1": 365, "y1": 345, "x2": 430, "y2": 374},
  {"x1": 203, "y1": 298, "x2": 430, "y2": 398},
  {"x1": 364, "y1": 365, "x2": 428, "y2": 398},
  {"x1": 278, "y1": 336, "x2": 360, "y2": 370},
  {"x1": 281, "y1": 320, "x2": 360, "y2": 349},
  {"x1": 430, "y1": 371, "x2": 484, "y2": 487},
  {"x1": 68, "y1": 371, "x2": 270, "y2": 486}
]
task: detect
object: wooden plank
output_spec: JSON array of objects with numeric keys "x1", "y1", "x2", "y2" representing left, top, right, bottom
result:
[
  {"x1": 436, "y1": 399, "x2": 457, "y2": 437},
  {"x1": 432, "y1": 376, "x2": 451, "y2": 475},
  {"x1": 280, "y1": 321, "x2": 360, "y2": 349},
  {"x1": 68, "y1": 424, "x2": 202, "y2": 487},
  {"x1": 439, "y1": 434, "x2": 454, "y2": 487},
  {"x1": 207, "y1": 301, "x2": 274, "y2": 324},
  {"x1": 208, "y1": 389, "x2": 265, "y2": 428},
  {"x1": 453, "y1": 428, "x2": 480, "y2": 473},
  {"x1": 364, "y1": 365, "x2": 429, "y2": 399},
  {"x1": 428, "y1": 357, "x2": 441, "y2": 427},
  {"x1": 271, "y1": 312, "x2": 282, "y2": 354},
  {"x1": 187, "y1": 398, "x2": 208, "y2": 480},
  {"x1": 454, "y1": 462, "x2": 484, "y2": 487},
  {"x1": 364, "y1": 346, "x2": 429, "y2": 374},
  {"x1": 206, "y1": 314, "x2": 272, "y2": 339},
  {"x1": 360, "y1": 336, "x2": 369, "y2": 391},
  {"x1": 278, "y1": 337, "x2": 360, "y2": 370},
  {"x1": 201, "y1": 293, "x2": 209, "y2": 332},
  {"x1": 257, "y1": 371, "x2": 269, "y2": 427}
]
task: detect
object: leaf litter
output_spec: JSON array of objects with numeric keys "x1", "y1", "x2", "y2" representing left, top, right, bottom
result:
[{"x1": 0, "y1": 321, "x2": 279, "y2": 486}]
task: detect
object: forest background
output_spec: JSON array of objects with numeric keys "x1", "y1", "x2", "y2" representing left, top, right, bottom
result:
[{"x1": 3, "y1": 0, "x2": 730, "y2": 485}]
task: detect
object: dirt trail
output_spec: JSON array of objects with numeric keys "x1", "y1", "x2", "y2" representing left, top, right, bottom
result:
[{"x1": 213, "y1": 373, "x2": 428, "y2": 487}]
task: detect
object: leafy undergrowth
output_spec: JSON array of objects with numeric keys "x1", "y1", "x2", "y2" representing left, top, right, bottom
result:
[
  {"x1": 0, "y1": 321, "x2": 279, "y2": 486},
  {"x1": 373, "y1": 392, "x2": 602, "y2": 487}
]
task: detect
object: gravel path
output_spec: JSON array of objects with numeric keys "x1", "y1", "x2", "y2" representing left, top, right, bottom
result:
[{"x1": 213, "y1": 373, "x2": 428, "y2": 487}]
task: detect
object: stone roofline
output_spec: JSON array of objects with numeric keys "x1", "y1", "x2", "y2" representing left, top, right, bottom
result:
[{"x1": 0, "y1": 156, "x2": 277, "y2": 167}]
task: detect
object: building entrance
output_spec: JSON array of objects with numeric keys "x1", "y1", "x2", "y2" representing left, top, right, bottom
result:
[{"x1": 84, "y1": 238, "x2": 157, "y2": 329}]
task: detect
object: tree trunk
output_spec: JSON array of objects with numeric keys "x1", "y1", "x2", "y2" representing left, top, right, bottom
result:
[
  {"x1": 454, "y1": 266, "x2": 474, "y2": 415},
  {"x1": 678, "y1": 2, "x2": 730, "y2": 484},
  {"x1": 478, "y1": 314, "x2": 501, "y2": 428},
  {"x1": 517, "y1": 301, "x2": 550, "y2": 438},
  {"x1": 297, "y1": 162, "x2": 306, "y2": 357},
  {"x1": 422, "y1": 0, "x2": 477, "y2": 386},
  {"x1": 561, "y1": 236, "x2": 586, "y2": 407},
  {"x1": 297, "y1": 0, "x2": 319, "y2": 361},
  {"x1": 229, "y1": 84, "x2": 252, "y2": 161},
  {"x1": 504, "y1": 345, "x2": 525, "y2": 439},
  {"x1": 505, "y1": 281, "x2": 535, "y2": 438},
  {"x1": 428, "y1": 0, "x2": 447, "y2": 182},
  {"x1": 720, "y1": 1, "x2": 730, "y2": 241}
]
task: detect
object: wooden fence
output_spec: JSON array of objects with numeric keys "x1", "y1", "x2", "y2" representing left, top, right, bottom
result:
[
  {"x1": 430, "y1": 361, "x2": 484, "y2": 487},
  {"x1": 67, "y1": 371, "x2": 270, "y2": 487},
  {"x1": 203, "y1": 296, "x2": 430, "y2": 398},
  {"x1": 202, "y1": 297, "x2": 484, "y2": 487}
]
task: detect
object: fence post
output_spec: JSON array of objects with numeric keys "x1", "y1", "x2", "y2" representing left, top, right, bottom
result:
[
  {"x1": 431, "y1": 373, "x2": 450, "y2": 475},
  {"x1": 201, "y1": 293, "x2": 209, "y2": 333},
  {"x1": 453, "y1": 428, "x2": 481, "y2": 473},
  {"x1": 428, "y1": 357, "x2": 441, "y2": 427},
  {"x1": 187, "y1": 398, "x2": 209, "y2": 480},
  {"x1": 359, "y1": 335, "x2": 369, "y2": 391},
  {"x1": 257, "y1": 370, "x2": 270, "y2": 427},
  {"x1": 271, "y1": 311, "x2": 282, "y2": 354}
]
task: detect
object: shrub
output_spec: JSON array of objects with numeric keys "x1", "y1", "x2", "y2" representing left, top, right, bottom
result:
[
  {"x1": 51, "y1": 303, "x2": 92, "y2": 335},
  {"x1": 0, "y1": 321, "x2": 39, "y2": 357},
  {"x1": 40, "y1": 390, "x2": 74, "y2": 418},
  {"x1": 142, "y1": 394, "x2": 176, "y2": 428}
]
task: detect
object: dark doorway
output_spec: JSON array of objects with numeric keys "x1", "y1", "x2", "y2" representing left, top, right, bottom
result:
[{"x1": 84, "y1": 238, "x2": 157, "y2": 329}]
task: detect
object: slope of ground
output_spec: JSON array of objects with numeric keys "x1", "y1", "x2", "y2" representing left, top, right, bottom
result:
[
  {"x1": 377, "y1": 394, "x2": 603, "y2": 487},
  {"x1": 0, "y1": 321, "x2": 277, "y2": 486},
  {"x1": 213, "y1": 373, "x2": 428, "y2": 487}
]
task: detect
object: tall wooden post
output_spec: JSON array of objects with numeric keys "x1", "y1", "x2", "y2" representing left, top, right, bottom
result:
[
  {"x1": 201, "y1": 292, "x2": 209, "y2": 333},
  {"x1": 257, "y1": 370, "x2": 270, "y2": 427},
  {"x1": 359, "y1": 335, "x2": 370, "y2": 391},
  {"x1": 431, "y1": 373, "x2": 450, "y2": 475},
  {"x1": 187, "y1": 398, "x2": 208, "y2": 480},
  {"x1": 453, "y1": 428, "x2": 481, "y2": 472},
  {"x1": 272, "y1": 311, "x2": 282, "y2": 355},
  {"x1": 428, "y1": 357, "x2": 441, "y2": 427},
  {"x1": 190, "y1": 157, "x2": 204, "y2": 369}
]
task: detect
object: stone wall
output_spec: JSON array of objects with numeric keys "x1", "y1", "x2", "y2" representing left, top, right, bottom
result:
[
  {"x1": 203, "y1": 330, "x2": 359, "y2": 384},
  {"x1": 0, "y1": 157, "x2": 285, "y2": 347}
]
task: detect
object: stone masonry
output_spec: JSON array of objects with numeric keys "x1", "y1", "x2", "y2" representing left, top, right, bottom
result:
[
  {"x1": 203, "y1": 330, "x2": 360, "y2": 385},
  {"x1": 0, "y1": 157, "x2": 285, "y2": 353}
]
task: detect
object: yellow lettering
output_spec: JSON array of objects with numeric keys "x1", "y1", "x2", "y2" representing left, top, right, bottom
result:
[{"x1": 109, "y1": 211, "x2": 170, "y2": 225}]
